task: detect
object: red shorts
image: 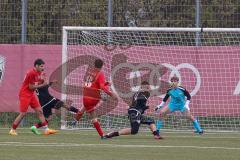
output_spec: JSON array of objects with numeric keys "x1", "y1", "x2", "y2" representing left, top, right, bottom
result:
[
  {"x1": 83, "y1": 97, "x2": 99, "y2": 113},
  {"x1": 19, "y1": 94, "x2": 41, "y2": 112}
]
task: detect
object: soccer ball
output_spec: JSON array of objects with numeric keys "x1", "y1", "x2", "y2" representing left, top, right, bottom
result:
[{"x1": 100, "y1": 91, "x2": 109, "y2": 101}]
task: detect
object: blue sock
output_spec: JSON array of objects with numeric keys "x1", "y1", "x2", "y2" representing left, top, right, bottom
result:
[
  {"x1": 192, "y1": 119, "x2": 202, "y2": 132},
  {"x1": 156, "y1": 120, "x2": 163, "y2": 133}
]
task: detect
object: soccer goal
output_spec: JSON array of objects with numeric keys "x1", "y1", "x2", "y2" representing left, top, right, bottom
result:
[{"x1": 60, "y1": 27, "x2": 240, "y2": 132}]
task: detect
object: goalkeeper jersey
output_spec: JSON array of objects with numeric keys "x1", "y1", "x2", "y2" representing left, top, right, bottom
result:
[{"x1": 163, "y1": 86, "x2": 191, "y2": 107}]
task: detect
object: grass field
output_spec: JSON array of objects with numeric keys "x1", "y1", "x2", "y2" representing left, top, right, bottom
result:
[{"x1": 0, "y1": 129, "x2": 240, "y2": 160}]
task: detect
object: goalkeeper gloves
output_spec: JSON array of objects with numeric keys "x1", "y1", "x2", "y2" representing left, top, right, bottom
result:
[{"x1": 155, "y1": 101, "x2": 165, "y2": 112}]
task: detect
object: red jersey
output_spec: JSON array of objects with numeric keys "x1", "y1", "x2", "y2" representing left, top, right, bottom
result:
[
  {"x1": 19, "y1": 68, "x2": 42, "y2": 97},
  {"x1": 83, "y1": 69, "x2": 111, "y2": 99}
]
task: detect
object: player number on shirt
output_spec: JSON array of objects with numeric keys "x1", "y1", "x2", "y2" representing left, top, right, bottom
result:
[{"x1": 84, "y1": 75, "x2": 93, "y2": 87}]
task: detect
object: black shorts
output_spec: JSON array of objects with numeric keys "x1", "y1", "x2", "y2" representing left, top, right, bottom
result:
[
  {"x1": 128, "y1": 108, "x2": 155, "y2": 134},
  {"x1": 41, "y1": 98, "x2": 60, "y2": 118}
]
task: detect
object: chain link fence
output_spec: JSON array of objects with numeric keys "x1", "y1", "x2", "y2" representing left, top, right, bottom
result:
[{"x1": 0, "y1": 0, "x2": 239, "y2": 44}]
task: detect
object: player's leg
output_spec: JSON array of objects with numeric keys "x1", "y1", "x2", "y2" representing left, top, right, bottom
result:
[
  {"x1": 74, "y1": 107, "x2": 85, "y2": 121},
  {"x1": 9, "y1": 112, "x2": 26, "y2": 136},
  {"x1": 31, "y1": 107, "x2": 47, "y2": 135},
  {"x1": 104, "y1": 122, "x2": 139, "y2": 139},
  {"x1": 9, "y1": 96, "x2": 30, "y2": 135},
  {"x1": 31, "y1": 96, "x2": 57, "y2": 135},
  {"x1": 68, "y1": 106, "x2": 79, "y2": 113},
  {"x1": 33, "y1": 107, "x2": 57, "y2": 135},
  {"x1": 58, "y1": 99, "x2": 79, "y2": 114},
  {"x1": 104, "y1": 128, "x2": 131, "y2": 139},
  {"x1": 89, "y1": 110, "x2": 104, "y2": 138},
  {"x1": 32, "y1": 103, "x2": 51, "y2": 132},
  {"x1": 104, "y1": 109, "x2": 138, "y2": 139},
  {"x1": 183, "y1": 109, "x2": 203, "y2": 134},
  {"x1": 156, "y1": 105, "x2": 171, "y2": 134},
  {"x1": 141, "y1": 116, "x2": 163, "y2": 139}
]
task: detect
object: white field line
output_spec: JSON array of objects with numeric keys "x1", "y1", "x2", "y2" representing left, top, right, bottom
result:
[
  {"x1": 0, "y1": 142, "x2": 239, "y2": 150},
  {"x1": 1, "y1": 132, "x2": 240, "y2": 139}
]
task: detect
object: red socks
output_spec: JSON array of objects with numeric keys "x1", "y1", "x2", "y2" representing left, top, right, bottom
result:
[
  {"x1": 93, "y1": 121, "x2": 103, "y2": 137},
  {"x1": 12, "y1": 123, "x2": 18, "y2": 130},
  {"x1": 34, "y1": 121, "x2": 48, "y2": 128}
]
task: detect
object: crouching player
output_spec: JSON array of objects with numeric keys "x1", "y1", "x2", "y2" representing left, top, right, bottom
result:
[
  {"x1": 30, "y1": 81, "x2": 80, "y2": 135},
  {"x1": 103, "y1": 81, "x2": 162, "y2": 140},
  {"x1": 155, "y1": 76, "x2": 203, "y2": 135}
]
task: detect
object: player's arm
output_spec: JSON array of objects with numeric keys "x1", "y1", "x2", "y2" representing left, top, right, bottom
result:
[
  {"x1": 28, "y1": 74, "x2": 47, "y2": 90},
  {"x1": 28, "y1": 73, "x2": 52, "y2": 90},
  {"x1": 98, "y1": 72, "x2": 113, "y2": 96},
  {"x1": 39, "y1": 79, "x2": 57, "y2": 89},
  {"x1": 183, "y1": 88, "x2": 191, "y2": 108},
  {"x1": 183, "y1": 89, "x2": 191, "y2": 101},
  {"x1": 29, "y1": 82, "x2": 49, "y2": 90},
  {"x1": 155, "y1": 90, "x2": 170, "y2": 111}
]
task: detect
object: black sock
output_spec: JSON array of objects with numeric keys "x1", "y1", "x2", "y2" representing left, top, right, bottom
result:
[
  {"x1": 69, "y1": 106, "x2": 79, "y2": 113},
  {"x1": 152, "y1": 130, "x2": 159, "y2": 136}
]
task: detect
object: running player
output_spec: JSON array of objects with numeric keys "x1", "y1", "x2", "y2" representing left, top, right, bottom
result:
[
  {"x1": 9, "y1": 59, "x2": 56, "y2": 136},
  {"x1": 74, "y1": 59, "x2": 115, "y2": 139}
]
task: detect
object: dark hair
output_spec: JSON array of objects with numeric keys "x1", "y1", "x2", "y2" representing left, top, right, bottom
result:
[
  {"x1": 170, "y1": 76, "x2": 179, "y2": 81},
  {"x1": 34, "y1": 59, "x2": 45, "y2": 66},
  {"x1": 94, "y1": 59, "x2": 103, "y2": 69},
  {"x1": 141, "y1": 81, "x2": 149, "y2": 85}
]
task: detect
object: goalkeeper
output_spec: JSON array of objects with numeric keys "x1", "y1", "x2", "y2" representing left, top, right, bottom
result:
[
  {"x1": 31, "y1": 80, "x2": 79, "y2": 135},
  {"x1": 103, "y1": 81, "x2": 162, "y2": 140},
  {"x1": 155, "y1": 76, "x2": 203, "y2": 135}
]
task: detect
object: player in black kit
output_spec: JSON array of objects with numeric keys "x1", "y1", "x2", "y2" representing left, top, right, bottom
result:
[
  {"x1": 36, "y1": 82, "x2": 79, "y2": 121},
  {"x1": 103, "y1": 81, "x2": 163, "y2": 140},
  {"x1": 30, "y1": 81, "x2": 79, "y2": 135}
]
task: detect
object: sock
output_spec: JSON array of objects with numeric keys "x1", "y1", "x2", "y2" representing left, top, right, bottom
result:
[
  {"x1": 34, "y1": 122, "x2": 42, "y2": 128},
  {"x1": 74, "y1": 112, "x2": 83, "y2": 121},
  {"x1": 193, "y1": 119, "x2": 202, "y2": 132},
  {"x1": 41, "y1": 121, "x2": 49, "y2": 131},
  {"x1": 69, "y1": 106, "x2": 79, "y2": 113},
  {"x1": 152, "y1": 130, "x2": 159, "y2": 136},
  {"x1": 107, "y1": 131, "x2": 119, "y2": 138},
  {"x1": 93, "y1": 121, "x2": 103, "y2": 137},
  {"x1": 12, "y1": 123, "x2": 18, "y2": 130},
  {"x1": 156, "y1": 120, "x2": 163, "y2": 133}
]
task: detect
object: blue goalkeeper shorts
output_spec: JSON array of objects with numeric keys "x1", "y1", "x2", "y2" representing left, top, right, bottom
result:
[{"x1": 168, "y1": 103, "x2": 186, "y2": 113}]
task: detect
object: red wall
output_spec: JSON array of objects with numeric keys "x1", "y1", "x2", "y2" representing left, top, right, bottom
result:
[
  {"x1": 0, "y1": 44, "x2": 61, "y2": 112},
  {"x1": 0, "y1": 44, "x2": 239, "y2": 116}
]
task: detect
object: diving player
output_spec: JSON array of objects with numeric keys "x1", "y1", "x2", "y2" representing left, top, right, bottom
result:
[{"x1": 103, "y1": 81, "x2": 162, "y2": 140}]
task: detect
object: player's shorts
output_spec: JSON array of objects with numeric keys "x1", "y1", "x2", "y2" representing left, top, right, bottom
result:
[
  {"x1": 128, "y1": 108, "x2": 155, "y2": 134},
  {"x1": 168, "y1": 103, "x2": 188, "y2": 113},
  {"x1": 19, "y1": 94, "x2": 41, "y2": 112},
  {"x1": 41, "y1": 98, "x2": 61, "y2": 118},
  {"x1": 83, "y1": 97, "x2": 100, "y2": 113}
]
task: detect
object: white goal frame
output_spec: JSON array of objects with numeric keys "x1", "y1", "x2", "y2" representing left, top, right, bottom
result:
[{"x1": 61, "y1": 27, "x2": 240, "y2": 132}]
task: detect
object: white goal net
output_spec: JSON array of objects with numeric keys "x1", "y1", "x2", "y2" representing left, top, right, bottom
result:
[{"x1": 58, "y1": 27, "x2": 240, "y2": 132}]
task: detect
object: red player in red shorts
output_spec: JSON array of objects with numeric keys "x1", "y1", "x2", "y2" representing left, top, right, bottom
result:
[
  {"x1": 9, "y1": 59, "x2": 57, "y2": 136},
  {"x1": 74, "y1": 59, "x2": 115, "y2": 139}
]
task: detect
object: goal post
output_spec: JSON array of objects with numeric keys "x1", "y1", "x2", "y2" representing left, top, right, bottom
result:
[{"x1": 61, "y1": 27, "x2": 240, "y2": 132}]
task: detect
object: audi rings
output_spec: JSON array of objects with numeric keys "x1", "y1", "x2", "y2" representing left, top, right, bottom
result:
[{"x1": 111, "y1": 62, "x2": 201, "y2": 98}]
